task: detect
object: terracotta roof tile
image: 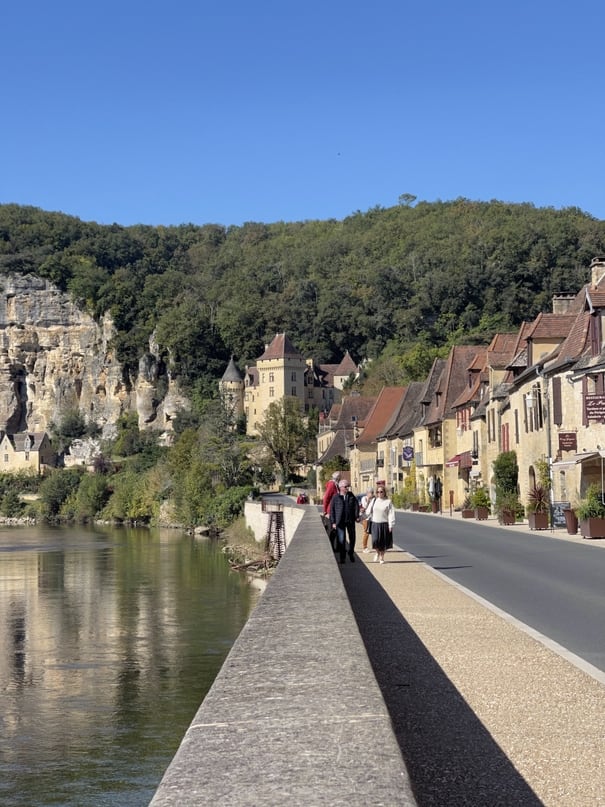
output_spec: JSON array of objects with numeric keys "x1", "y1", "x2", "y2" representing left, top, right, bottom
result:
[
  {"x1": 381, "y1": 382, "x2": 425, "y2": 439},
  {"x1": 525, "y1": 313, "x2": 576, "y2": 340},
  {"x1": 258, "y1": 333, "x2": 303, "y2": 360},
  {"x1": 356, "y1": 387, "x2": 407, "y2": 447}
]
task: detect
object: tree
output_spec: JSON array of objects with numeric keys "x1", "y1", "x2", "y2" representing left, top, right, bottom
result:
[{"x1": 256, "y1": 398, "x2": 308, "y2": 485}]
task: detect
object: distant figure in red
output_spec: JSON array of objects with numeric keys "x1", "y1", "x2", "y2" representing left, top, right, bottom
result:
[
  {"x1": 296, "y1": 492, "x2": 308, "y2": 504},
  {"x1": 322, "y1": 471, "x2": 341, "y2": 516}
]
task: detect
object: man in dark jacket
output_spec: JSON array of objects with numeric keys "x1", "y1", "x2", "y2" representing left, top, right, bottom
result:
[{"x1": 329, "y1": 479, "x2": 360, "y2": 563}]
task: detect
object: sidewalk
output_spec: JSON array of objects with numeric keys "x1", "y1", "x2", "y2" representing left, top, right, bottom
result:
[{"x1": 340, "y1": 513, "x2": 605, "y2": 807}]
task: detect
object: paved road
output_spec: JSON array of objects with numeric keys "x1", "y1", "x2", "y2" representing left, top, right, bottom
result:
[
  {"x1": 394, "y1": 510, "x2": 605, "y2": 673},
  {"x1": 338, "y1": 513, "x2": 605, "y2": 806}
]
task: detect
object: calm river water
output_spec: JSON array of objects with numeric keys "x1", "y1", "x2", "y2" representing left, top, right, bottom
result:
[{"x1": 0, "y1": 524, "x2": 259, "y2": 806}]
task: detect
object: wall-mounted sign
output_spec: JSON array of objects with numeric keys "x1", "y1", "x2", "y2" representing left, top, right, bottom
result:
[
  {"x1": 558, "y1": 432, "x2": 577, "y2": 452},
  {"x1": 402, "y1": 446, "x2": 414, "y2": 462},
  {"x1": 585, "y1": 394, "x2": 605, "y2": 423}
]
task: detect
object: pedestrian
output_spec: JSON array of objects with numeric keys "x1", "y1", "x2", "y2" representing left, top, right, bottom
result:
[
  {"x1": 322, "y1": 471, "x2": 340, "y2": 517},
  {"x1": 329, "y1": 479, "x2": 360, "y2": 564},
  {"x1": 371, "y1": 485, "x2": 395, "y2": 564},
  {"x1": 360, "y1": 488, "x2": 374, "y2": 553}
]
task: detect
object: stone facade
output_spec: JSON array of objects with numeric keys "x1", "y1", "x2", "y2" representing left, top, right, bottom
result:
[{"x1": 222, "y1": 333, "x2": 357, "y2": 437}]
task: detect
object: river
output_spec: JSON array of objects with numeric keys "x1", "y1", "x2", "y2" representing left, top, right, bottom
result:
[{"x1": 0, "y1": 523, "x2": 259, "y2": 806}]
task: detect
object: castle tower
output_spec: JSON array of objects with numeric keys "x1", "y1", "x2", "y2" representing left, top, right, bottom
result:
[
  {"x1": 248, "y1": 333, "x2": 307, "y2": 435},
  {"x1": 219, "y1": 356, "x2": 244, "y2": 425}
]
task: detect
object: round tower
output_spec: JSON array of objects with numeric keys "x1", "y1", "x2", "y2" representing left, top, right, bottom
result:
[{"x1": 219, "y1": 356, "x2": 244, "y2": 424}]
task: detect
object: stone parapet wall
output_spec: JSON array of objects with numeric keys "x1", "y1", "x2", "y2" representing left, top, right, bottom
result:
[{"x1": 150, "y1": 507, "x2": 417, "y2": 806}]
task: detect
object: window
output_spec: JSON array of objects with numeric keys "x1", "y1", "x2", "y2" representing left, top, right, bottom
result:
[
  {"x1": 269, "y1": 372, "x2": 274, "y2": 382},
  {"x1": 428, "y1": 426, "x2": 442, "y2": 448},
  {"x1": 24, "y1": 452, "x2": 29, "y2": 461},
  {"x1": 291, "y1": 387, "x2": 296, "y2": 396},
  {"x1": 269, "y1": 387, "x2": 275, "y2": 398},
  {"x1": 3, "y1": 454, "x2": 7, "y2": 463},
  {"x1": 291, "y1": 372, "x2": 297, "y2": 381}
]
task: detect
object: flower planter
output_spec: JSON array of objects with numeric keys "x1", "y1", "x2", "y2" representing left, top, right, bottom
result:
[
  {"x1": 475, "y1": 506, "x2": 489, "y2": 521},
  {"x1": 418, "y1": 505, "x2": 429, "y2": 512},
  {"x1": 563, "y1": 509, "x2": 578, "y2": 535},
  {"x1": 579, "y1": 517, "x2": 605, "y2": 539},
  {"x1": 461, "y1": 509, "x2": 474, "y2": 518},
  {"x1": 498, "y1": 510, "x2": 516, "y2": 526},
  {"x1": 528, "y1": 512, "x2": 549, "y2": 530},
  {"x1": 431, "y1": 500, "x2": 439, "y2": 513},
  {"x1": 411, "y1": 503, "x2": 419, "y2": 511}
]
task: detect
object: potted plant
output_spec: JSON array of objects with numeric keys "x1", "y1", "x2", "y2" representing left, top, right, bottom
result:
[
  {"x1": 495, "y1": 490, "x2": 521, "y2": 526},
  {"x1": 576, "y1": 484, "x2": 605, "y2": 539},
  {"x1": 460, "y1": 494, "x2": 474, "y2": 519},
  {"x1": 471, "y1": 488, "x2": 491, "y2": 520},
  {"x1": 492, "y1": 450, "x2": 519, "y2": 525},
  {"x1": 526, "y1": 485, "x2": 550, "y2": 530},
  {"x1": 563, "y1": 505, "x2": 578, "y2": 535}
]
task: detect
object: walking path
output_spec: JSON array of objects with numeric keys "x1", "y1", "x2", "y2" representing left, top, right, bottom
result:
[{"x1": 340, "y1": 512, "x2": 605, "y2": 807}]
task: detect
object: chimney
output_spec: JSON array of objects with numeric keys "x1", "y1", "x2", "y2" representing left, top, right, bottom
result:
[
  {"x1": 552, "y1": 293, "x2": 575, "y2": 314},
  {"x1": 591, "y1": 256, "x2": 605, "y2": 288}
]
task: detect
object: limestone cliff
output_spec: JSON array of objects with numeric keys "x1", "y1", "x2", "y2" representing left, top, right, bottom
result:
[{"x1": 0, "y1": 274, "x2": 188, "y2": 438}]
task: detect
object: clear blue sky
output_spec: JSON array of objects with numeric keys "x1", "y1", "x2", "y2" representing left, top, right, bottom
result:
[{"x1": 3, "y1": 1, "x2": 604, "y2": 228}]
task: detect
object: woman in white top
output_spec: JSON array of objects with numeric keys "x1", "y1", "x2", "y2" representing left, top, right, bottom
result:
[{"x1": 370, "y1": 486, "x2": 395, "y2": 564}]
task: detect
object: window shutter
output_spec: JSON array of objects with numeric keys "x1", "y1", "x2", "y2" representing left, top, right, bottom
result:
[{"x1": 552, "y1": 377, "x2": 562, "y2": 426}]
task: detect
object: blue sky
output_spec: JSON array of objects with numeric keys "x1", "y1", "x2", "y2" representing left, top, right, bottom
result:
[{"x1": 3, "y1": 1, "x2": 604, "y2": 227}]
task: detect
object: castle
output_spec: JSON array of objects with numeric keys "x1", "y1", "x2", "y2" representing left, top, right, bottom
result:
[{"x1": 219, "y1": 333, "x2": 358, "y2": 436}]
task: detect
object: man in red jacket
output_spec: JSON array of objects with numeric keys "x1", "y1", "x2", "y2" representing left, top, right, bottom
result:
[{"x1": 322, "y1": 471, "x2": 340, "y2": 516}]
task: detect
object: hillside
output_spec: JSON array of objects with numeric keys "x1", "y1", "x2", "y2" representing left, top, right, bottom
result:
[{"x1": 1, "y1": 199, "x2": 603, "y2": 396}]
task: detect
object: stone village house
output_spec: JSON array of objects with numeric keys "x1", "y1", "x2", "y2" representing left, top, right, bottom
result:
[
  {"x1": 320, "y1": 257, "x2": 605, "y2": 515},
  {"x1": 0, "y1": 431, "x2": 55, "y2": 475}
]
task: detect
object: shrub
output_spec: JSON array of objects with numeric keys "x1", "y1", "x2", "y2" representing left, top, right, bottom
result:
[{"x1": 576, "y1": 484, "x2": 605, "y2": 520}]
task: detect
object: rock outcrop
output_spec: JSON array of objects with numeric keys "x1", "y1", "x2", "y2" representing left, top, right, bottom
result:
[{"x1": 0, "y1": 273, "x2": 188, "y2": 437}]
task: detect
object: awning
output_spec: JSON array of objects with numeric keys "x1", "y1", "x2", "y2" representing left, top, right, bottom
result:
[
  {"x1": 459, "y1": 450, "x2": 473, "y2": 469},
  {"x1": 573, "y1": 451, "x2": 605, "y2": 463},
  {"x1": 553, "y1": 450, "x2": 605, "y2": 468},
  {"x1": 446, "y1": 451, "x2": 473, "y2": 469}
]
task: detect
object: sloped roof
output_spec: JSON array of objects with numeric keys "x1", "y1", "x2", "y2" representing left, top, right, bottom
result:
[
  {"x1": 356, "y1": 387, "x2": 407, "y2": 448},
  {"x1": 333, "y1": 350, "x2": 358, "y2": 377},
  {"x1": 258, "y1": 333, "x2": 303, "y2": 360},
  {"x1": 333, "y1": 395, "x2": 376, "y2": 429},
  {"x1": 525, "y1": 312, "x2": 576, "y2": 341},
  {"x1": 221, "y1": 356, "x2": 243, "y2": 382},
  {"x1": 487, "y1": 332, "x2": 518, "y2": 370},
  {"x1": 417, "y1": 358, "x2": 447, "y2": 425},
  {"x1": 317, "y1": 429, "x2": 352, "y2": 465},
  {"x1": 546, "y1": 311, "x2": 592, "y2": 373},
  {"x1": 423, "y1": 346, "x2": 485, "y2": 426},
  {"x1": 506, "y1": 321, "x2": 538, "y2": 372},
  {"x1": 380, "y1": 381, "x2": 425, "y2": 439},
  {"x1": 9, "y1": 432, "x2": 48, "y2": 451}
]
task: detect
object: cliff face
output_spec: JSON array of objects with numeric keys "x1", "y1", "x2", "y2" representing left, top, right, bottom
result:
[{"x1": 0, "y1": 274, "x2": 188, "y2": 437}]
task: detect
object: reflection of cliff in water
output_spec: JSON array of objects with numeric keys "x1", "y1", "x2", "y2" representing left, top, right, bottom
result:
[{"x1": 0, "y1": 524, "x2": 258, "y2": 807}]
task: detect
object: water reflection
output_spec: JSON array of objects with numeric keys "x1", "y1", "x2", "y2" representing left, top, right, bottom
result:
[{"x1": 0, "y1": 524, "x2": 258, "y2": 806}]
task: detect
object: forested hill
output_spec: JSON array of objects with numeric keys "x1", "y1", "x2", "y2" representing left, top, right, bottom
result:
[{"x1": 1, "y1": 199, "x2": 603, "y2": 394}]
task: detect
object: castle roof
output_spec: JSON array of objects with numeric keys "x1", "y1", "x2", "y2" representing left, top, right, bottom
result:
[
  {"x1": 258, "y1": 333, "x2": 303, "y2": 361},
  {"x1": 221, "y1": 356, "x2": 243, "y2": 382},
  {"x1": 332, "y1": 350, "x2": 358, "y2": 377}
]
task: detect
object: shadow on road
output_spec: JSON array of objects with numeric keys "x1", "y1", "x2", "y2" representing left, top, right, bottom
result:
[{"x1": 340, "y1": 559, "x2": 544, "y2": 806}]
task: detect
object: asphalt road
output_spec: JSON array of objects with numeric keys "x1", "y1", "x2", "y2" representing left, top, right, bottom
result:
[{"x1": 393, "y1": 511, "x2": 605, "y2": 673}]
